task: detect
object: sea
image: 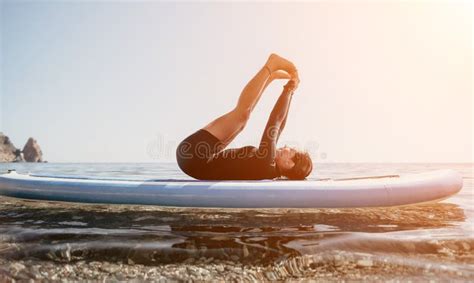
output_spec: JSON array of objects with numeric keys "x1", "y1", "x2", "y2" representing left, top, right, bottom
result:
[{"x1": 0, "y1": 162, "x2": 472, "y2": 281}]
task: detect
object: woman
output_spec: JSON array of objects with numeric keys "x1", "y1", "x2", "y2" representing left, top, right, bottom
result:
[{"x1": 176, "y1": 54, "x2": 313, "y2": 180}]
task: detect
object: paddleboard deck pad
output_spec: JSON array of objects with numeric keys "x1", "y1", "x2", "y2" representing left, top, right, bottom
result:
[{"x1": 0, "y1": 169, "x2": 463, "y2": 208}]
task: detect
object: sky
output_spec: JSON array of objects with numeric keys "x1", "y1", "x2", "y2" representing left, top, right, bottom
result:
[{"x1": 0, "y1": 1, "x2": 472, "y2": 163}]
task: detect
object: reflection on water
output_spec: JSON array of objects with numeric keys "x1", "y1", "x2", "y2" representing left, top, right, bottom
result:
[{"x1": 0, "y1": 163, "x2": 473, "y2": 280}]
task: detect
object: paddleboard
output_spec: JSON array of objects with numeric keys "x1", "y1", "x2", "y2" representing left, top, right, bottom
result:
[{"x1": 0, "y1": 169, "x2": 463, "y2": 208}]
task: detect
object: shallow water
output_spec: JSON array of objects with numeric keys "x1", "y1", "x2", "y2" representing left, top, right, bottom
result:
[{"x1": 0, "y1": 163, "x2": 472, "y2": 281}]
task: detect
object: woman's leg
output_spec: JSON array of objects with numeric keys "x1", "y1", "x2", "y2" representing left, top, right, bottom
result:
[
  {"x1": 203, "y1": 66, "x2": 273, "y2": 149},
  {"x1": 203, "y1": 54, "x2": 296, "y2": 150}
]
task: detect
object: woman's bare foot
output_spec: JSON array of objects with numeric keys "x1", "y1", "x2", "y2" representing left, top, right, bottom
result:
[
  {"x1": 265, "y1": 53, "x2": 297, "y2": 74},
  {"x1": 270, "y1": 70, "x2": 292, "y2": 80}
]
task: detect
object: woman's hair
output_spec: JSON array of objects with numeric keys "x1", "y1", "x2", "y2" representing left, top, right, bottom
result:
[{"x1": 284, "y1": 151, "x2": 313, "y2": 180}]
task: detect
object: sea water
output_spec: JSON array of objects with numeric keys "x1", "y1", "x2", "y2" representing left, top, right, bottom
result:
[{"x1": 0, "y1": 163, "x2": 472, "y2": 281}]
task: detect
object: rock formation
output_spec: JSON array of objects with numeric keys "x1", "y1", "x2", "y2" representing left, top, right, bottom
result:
[
  {"x1": 0, "y1": 133, "x2": 44, "y2": 163},
  {"x1": 22, "y1": 137, "x2": 43, "y2": 162},
  {"x1": 0, "y1": 132, "x2": 19, "y2": 162}
]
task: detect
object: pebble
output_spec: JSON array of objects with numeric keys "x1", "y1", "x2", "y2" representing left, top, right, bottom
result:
[
  {"x1": 215, "y1": 265, "x2": 225, "y2": 272},
  {"x1": 242, "y1": 245, "x2": 249, "y2": 258},
  {"x1": 10, "y1": 262, "x2": 26, "y2": 274},
  {"x1": 356, "y1": 259, "x2": 373, "y2": 267},
  {"x1": 333, "y1": 255, "x2": 344, "y2": 266},
  {"x1": 265, "y1": 271, "x2": 277, "y2": 281},
  {"x1": 100, "y1": 263, "x2": 120, "y2": 273}
]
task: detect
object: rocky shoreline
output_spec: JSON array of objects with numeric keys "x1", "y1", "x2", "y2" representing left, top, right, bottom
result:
[
  {"x1": 1, "y1": 251, "x2": 472, "y2": 282},
  {"x1": 0, "y1": 133, "x2": 44, "y2": 163}
]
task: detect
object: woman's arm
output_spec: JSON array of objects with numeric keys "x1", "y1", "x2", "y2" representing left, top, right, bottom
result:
[
  {"x1": 270, "y1": 70, "x2": 299, "y2": 142},
  {"x1": 257, "y1": 80, "x2": 296, "y2": 163}
]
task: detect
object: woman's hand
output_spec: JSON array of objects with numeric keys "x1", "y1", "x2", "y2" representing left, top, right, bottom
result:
[
  {"x1": 283, "y1": 79, "x2": 298, "y2": 94},
  {"x1": 289, "y1": 69, "x2": 300, "y2": 88}
]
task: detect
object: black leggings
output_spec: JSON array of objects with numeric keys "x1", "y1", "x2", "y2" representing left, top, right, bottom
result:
[{"x1": 176, "y1": 129, "x2": 223, "y2": 179}]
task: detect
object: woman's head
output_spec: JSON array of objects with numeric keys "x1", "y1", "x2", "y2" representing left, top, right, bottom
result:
[{"x1": 275, "y1": 146, "x2": 313, "y2": 180}]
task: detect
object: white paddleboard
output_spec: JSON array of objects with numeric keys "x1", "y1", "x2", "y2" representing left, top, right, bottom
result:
[{"x1": 0, "y1": 169, "x2": 463, "y2": 208}]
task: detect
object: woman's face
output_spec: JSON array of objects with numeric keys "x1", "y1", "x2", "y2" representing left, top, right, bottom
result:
[{"x1": 275, "y1": 146, "x2": 297, "y2": 171}]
